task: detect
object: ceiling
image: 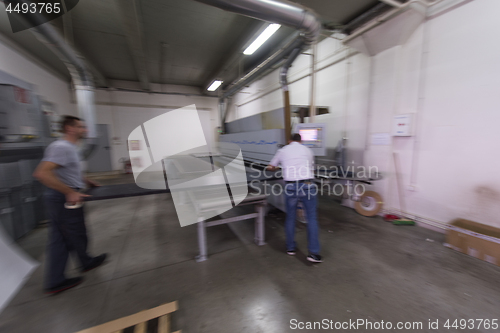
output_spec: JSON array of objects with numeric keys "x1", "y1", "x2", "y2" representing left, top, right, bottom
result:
[{"x1": 0, "y1": 0, "x2": 381, "y2": 92}]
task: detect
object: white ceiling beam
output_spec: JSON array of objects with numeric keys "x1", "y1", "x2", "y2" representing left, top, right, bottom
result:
[{"x1": 116, "y1": 0, "x2": 150, "y2": 91}]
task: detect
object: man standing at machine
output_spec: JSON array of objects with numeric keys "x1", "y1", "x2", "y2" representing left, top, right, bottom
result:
[
  {"x1": 34, "y1": 116, "x2": 107, "y2": 294},
  {"x1": 267, "y1": 133, "x2": 322, "y2": 263}
]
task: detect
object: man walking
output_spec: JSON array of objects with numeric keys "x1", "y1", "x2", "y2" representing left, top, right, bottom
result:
[
  {"x1": 34, "y1": 115, "x2": 107, "y2": 294},
  {"x1": 267, "y1": 133, "x2": 322, "y2": 263}
]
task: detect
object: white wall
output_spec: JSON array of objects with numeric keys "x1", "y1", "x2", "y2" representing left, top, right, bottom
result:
[
  {"x1": 0, "y1": 39, "x2": 75, "y2": 115},
  {"x1": 227, "y1": 0, "x2": 500, "y2": 229},
  {"x1": 91, "y1": 87, "x2": 219, "y2": 170}
]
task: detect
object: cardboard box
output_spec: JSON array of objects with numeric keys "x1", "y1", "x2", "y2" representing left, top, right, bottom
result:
[{"x1": 444, "y1": 218, "x2": 500, "y2": 267}]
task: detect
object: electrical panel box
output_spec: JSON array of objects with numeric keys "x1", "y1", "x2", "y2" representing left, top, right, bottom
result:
[
  {"x1": 41, "y1": 101, "x2": 61, "y2": 138},
  {"x1": 393, "y1": 114, "x2": 413, "y2": 136},
  {"x1": 0, "y1": 85, "x2": 46, "y2": 147},
  {"x1": 294, "y1": 123, "x2": 327, "y2": 156}
]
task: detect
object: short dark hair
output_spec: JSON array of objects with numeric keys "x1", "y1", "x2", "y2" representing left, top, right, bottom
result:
[
  {"x1": 291, "y1": 133, "x2": 301, "y2": 142},
  {"x1": 61, "y1": 115, "x2": 81, "y2": 133}
]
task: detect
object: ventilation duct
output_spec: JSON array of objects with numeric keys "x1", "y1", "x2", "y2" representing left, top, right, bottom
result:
[
  {"x1": 4, "y1": 0, "x2": 98, "y2": 158},
  {"x1": 193, "y1": 0, "x2": 321, "y2": 137}
]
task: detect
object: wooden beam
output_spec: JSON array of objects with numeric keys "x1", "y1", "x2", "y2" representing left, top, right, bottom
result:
[
  {"x1": 158, "y1": 314, "x2": 170, "y2": 333},
  {"x1": 75, "y1": 301, "x2": 178, "y2": 333},
  {"x1": 133, "y1": 322, "x2": 147, "y2": 333}
]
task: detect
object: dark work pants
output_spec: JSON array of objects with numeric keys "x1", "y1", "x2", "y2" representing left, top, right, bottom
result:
[{"x1": 44, "y1": 188, "x2": 92, "y2": 289}]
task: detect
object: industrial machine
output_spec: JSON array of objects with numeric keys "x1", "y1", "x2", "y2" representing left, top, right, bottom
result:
[
  {"x1": 219, "y1": 106, "x2": 383, "y2": 217},
  {"x1": 0, "y1": 70, "x2": 57, "y2": 240}
]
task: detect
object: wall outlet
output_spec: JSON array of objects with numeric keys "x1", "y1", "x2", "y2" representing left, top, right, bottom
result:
[{"x1": 407, "y1": 185, "x2": 417, "y2": 192}]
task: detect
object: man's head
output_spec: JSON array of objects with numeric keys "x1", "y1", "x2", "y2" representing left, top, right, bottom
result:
[
  {"x1": 61, "y1": 115, "x2": 87, "y2": 139},
  {"x1": 290, "y1": 133, "x2": 302, "y2": 143}
]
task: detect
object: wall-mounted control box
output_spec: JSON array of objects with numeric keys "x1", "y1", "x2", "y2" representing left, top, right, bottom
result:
[
  {"x1": 393, "y1": 114, "x2": 413, "y2": 136},
  {"x1": 294, "y1": 123, "x2": 327, "y2": 156}
]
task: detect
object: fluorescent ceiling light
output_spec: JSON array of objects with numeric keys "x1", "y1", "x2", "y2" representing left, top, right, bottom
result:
[
  {"x1": 243, "y1": 24, "x2": 281, "y2": 55},
  {"x1": 207, "y1": 80, "x2": 223, "y2": 91}
]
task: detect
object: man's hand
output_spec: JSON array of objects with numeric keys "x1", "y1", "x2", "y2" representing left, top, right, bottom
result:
[
  {"x1": 66, "y1": 191, "x2": 91, "y2": 205},
  {"x1": 266, "y1": 165, "x2": 277, "y2": 171}
]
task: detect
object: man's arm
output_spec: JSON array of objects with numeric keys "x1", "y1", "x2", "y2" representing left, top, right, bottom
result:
[
  {"x1": 33, "y1": 161, "x2": 89, "y2": 203},
  {"x1": 266, "y1": 150, "x2": 282, "y2": 171}
]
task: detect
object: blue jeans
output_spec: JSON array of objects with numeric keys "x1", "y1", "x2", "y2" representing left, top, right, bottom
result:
[
  {"x1": 44, "y1": 188, "x2": 92, "y2": 289},
  {"x1": 284, "y1": 181, "x2": 320, "y2": 255}
]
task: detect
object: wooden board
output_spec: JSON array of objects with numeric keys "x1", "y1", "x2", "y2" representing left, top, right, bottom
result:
[{"x1": 75, "y1": 301, "x2": 178, "y2": 333}]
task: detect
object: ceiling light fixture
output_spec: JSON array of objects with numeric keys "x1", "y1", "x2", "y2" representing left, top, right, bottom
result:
[
  {"x1": 243, "y1": 24, "x2": 281, "y2": 55},
  {"x1": 207, "y1": 80, "x2": 223, "y2": 91}
]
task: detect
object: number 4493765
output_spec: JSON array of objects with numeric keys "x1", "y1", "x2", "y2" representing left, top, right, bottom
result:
[
  {"x1": 444, "y1": 319, "x2": 498, "y2": 330},
  {"x1": 5, "y1": 2, "x2": 62, "y2": 14}
]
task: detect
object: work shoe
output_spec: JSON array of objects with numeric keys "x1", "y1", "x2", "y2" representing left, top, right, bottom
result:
[
  {"x1": 45, "y1": 277, "x2": 83, "y2": 295},
  {"x1": 82, "y1": 253, "x2": 108, "y2": 272},
  {"x1": 307, "y1": 254, "x2": 323, "y2": 263},
  {"x1": 287, "y1": 249, "x2": 296, "y2": 256}
]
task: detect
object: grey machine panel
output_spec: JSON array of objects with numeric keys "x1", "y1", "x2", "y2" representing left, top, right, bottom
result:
[
  {"x1": 219, "y1": 129, "x2": 284, "y2": 164},
  {"x1": 0, "y1": 72, "x2": 52, "y2": 240},
  {"x1": 0, "y1": 85, "x2": 47, "y2": 148}
]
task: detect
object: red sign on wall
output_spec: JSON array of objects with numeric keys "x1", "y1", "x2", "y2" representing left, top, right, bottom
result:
[{"x1": 13, "y1": 86, "x2": 31, "y2": 104}]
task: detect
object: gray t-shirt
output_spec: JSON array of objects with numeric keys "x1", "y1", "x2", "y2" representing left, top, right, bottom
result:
[{"x1": 42, "y1": 139, "x2": 84, "y2": 189}]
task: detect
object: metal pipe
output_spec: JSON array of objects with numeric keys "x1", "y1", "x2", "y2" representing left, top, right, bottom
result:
[
  {"x1": 236, "y1": 45, "x2": 355, "y2": 108},
  {"x1": 309, "y1": 42, "x2": 317, "y2": 122},
  {"x1": 194, "y1": 0, "x2": 321, "y2": 133},
  {"x1": 218, "y1": 97, "x2": 226, "y2": 134},
  {"x1": 279, "y1": 47, "x2": 303, "y2": 91},
  {"x1": 224, "y1": 35, "x2": 303, "y2": 99},
  {"x1": 279, "y1": 46, "x2": 303, "y2": 140},
  {"x1": 217, "y1": 36, "x2": 303, "y2": 133},
  {"x1": 379, "y1": 0, "x2": 404, "y2": 8},
  {"x1": 5, "y1": 0, "x2": 98, "y2": 158},
  {"x1": 194, "y1": 0, "x2": 321, "y2": 44},
  {"x1": 342, "y1": 48, "x2": 351, "y2": 138}
]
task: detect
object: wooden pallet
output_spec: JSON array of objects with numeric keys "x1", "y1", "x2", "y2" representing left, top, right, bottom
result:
[{"x1": 75, "y1": 301, "x2": 180, "y2": 333}]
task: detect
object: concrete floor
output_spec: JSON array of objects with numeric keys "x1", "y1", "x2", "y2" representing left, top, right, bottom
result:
[{"x1": 1, "y1": 176, "x2": 499, "y2": 333}]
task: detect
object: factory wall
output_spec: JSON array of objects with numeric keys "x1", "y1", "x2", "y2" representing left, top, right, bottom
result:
[
  {"x1": 90, "y1": 86, "x2": 219, "y2": 171},
  {"x1": 227, "y1": 0, "x2": 500, "y2": 229},
  {"x1": 0, "y1": 39, "x2": 75, "y2": 115}
]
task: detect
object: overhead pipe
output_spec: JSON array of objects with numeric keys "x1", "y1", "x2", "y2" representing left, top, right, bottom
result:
[
  {"x1": 279, "y1": 46, "x2": 303, "y2": 140},
  {"x1": 378, "y1": 0, "x2": 404, "y2": 8},
  {"x1": 194, "y1": 0, "x2": 321, "y2": 44},
  {"x1": 218, "y1": 35, "x2": 302, "y2": 134},
  {"x1": 193, "y1": 0, "x2": 321, "y2": 134},
  {"x1": 309, "y1": 42, "x2": 317, "y2": 123},
  {"x1": 5, "y1": 0, "x2": 98, "y2": 158}
]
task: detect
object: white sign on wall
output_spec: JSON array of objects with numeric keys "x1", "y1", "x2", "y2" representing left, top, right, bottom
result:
[
  {"x1": 393, "y1": 114, "x2": 413, "y2": 136},
  {"x1": 371, "y1": 133, "x2": 391, "y2": 145}
]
